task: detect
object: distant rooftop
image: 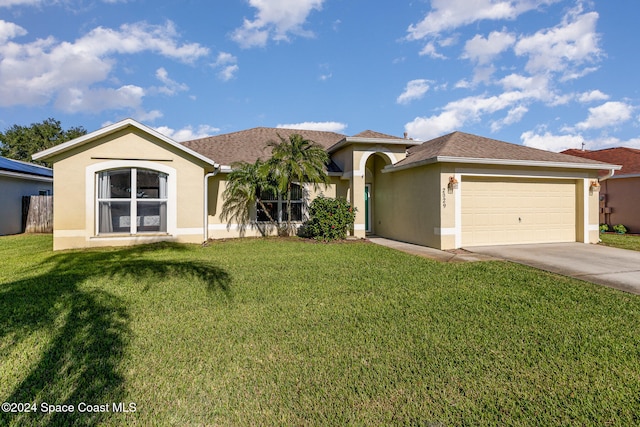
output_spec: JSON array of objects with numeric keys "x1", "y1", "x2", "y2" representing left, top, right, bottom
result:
[
  {"x1": 0, "y1": 156, "x2": 53, "y2": 178},
  {"x1": 562, "y1": 147, "x2": 640, "y2": 176}
]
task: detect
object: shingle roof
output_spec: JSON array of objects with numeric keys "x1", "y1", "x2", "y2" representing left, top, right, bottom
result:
[
  {"x1": 0, "y1": 156, "x2": 53, "y2": 178},
  {"x1": 181, "y1": 127, "x2": 347, "y2": 166},
  {"x1": 352, "y1": 130, "x2": 403, "y2": 139},
  {"x1": 561, "y1": 147, "x2": 640, "y2": 176},
  {"x1": 394, "y1": 131, "x2": 612, "y2": 169}
]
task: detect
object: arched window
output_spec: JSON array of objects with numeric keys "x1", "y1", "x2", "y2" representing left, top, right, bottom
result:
[{"x1": 97, "y1": 168, "x2": 168, "y2": 234}]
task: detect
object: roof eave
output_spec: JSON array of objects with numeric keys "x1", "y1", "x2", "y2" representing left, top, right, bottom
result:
[
  {"x1": 0, "y1": 170, "x2": 53, "y2": 182},
  {"x1": 385, "y1": 156, "x2": 622, "y2": 173},
  {"x1": 32, "y1": 118, "x2": 217, "y2": 167},
  {"x1": 327, "y1": 136, "x2": 422, "y2": 153}
]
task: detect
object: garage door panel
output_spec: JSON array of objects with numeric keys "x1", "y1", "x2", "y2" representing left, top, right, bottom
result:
[{"x1": 461, "y1": 177, "x2": 576, "y2": 246}]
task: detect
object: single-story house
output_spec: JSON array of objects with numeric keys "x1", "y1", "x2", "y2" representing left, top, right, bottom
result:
[
  {"x1": 32, "y1": 118, "x2": 619, "y2": 251},
  {"x1": 562, "y1": 147, "x2": 640, "y2": 233},
  {"x1": 0, "y1": 156, "x2": 53, "y2": 235}
]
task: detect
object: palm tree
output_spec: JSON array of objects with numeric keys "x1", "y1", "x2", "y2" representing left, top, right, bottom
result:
[
  {"x1": 220, "y1": 159, "x2": 279, "y2": 236},
  {"x1": 221, "y1": 133, "x2": 330, "y2": 237},
  {"x1": 267, "y1": 133, "x2": 330, "y2": 235}
]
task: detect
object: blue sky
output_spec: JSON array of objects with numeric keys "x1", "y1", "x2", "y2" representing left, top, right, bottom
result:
[{"x1": 1, "y1": 0, "x2": 638, "y2": 152}]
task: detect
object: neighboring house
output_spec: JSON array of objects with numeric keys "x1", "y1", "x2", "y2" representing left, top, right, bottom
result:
[
  {"x1": 33, "y1": 118, "x2": 618, "y2": 251},
  {"x1": 562, "y1": 147, "x2": 640, "y2": 233},
  {"x1": 0, "y1": 156, "x2": 53, "y2": 235}
]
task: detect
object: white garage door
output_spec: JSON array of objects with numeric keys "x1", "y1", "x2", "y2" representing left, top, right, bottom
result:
[{"x1": 461, "y1": 177, "x2": 576, "y2": 246}]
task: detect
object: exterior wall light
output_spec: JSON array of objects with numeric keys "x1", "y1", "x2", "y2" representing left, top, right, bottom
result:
[
  {"x1": 590, "y1": 180, "x2": 600, "y2": 191},
  {"x1": 448, "y1": 176, "x2": 459, "y2": 193}
]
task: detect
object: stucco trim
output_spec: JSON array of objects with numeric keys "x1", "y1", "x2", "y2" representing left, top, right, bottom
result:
[
  {"x1": 434, "y1": 227, "x2": 456, "y2": 235},
  {"x1": 354, "y1": 149, "x2": 399, "y2": 177},
  {"x1": 54, "y1": 229, "x2": 87, "y2": 238},
  {"x1": 583, "y1": 178, "x2": 590, "y2": 243}
]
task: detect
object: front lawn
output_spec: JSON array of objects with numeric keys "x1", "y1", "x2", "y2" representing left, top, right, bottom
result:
[
  {"x1": 599, "y1": 232, "x2": 640, "y2": 251},
  {"x1": 1, "y1": 235, "x2": 639, "y2": 426}
]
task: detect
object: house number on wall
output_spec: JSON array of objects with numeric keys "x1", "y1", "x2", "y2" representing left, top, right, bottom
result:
[{"x1": 442, "y1": 188, "x2": 446, "y2": 208}]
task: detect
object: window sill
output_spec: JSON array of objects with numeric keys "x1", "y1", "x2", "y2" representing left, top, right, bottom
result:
[{"x1": 94, "y1": 233, "x2": 171, "y2": 238}]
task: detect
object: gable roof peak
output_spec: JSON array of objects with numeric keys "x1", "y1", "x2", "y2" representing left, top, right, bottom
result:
[{"x1": 351, "y1": 130, "x2": 403, "y2": 140}]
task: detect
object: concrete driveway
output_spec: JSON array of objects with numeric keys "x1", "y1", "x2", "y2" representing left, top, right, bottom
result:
[{"x1": 468, "y1": 243, "x2": 640, "y2": 295}]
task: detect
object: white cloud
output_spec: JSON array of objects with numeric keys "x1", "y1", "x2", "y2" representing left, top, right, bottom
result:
[
  {"x1": 397, "y1": 79, "x2": 432, "y2": 105},
  {"x1": 419, "y1": 42, "x2": 446, "y2": 59},
  {"x1": 521, "y1": 130, "x2": 640, "y2": 152},
  {"x1": 462, "y1": 30, "x2": 516, "y2": 65},
  {"x1": 405, "y1": 111, "x2": 464, "y2": 141},
  {"x1": 136, "y1": 109, "x2": 163, "y2": 122},
  {"x1": 514, "y1": 8, "x2": 601, "y2": 78},
  {"x1": 521, "y1": 130, "x2": 585, "y2": 152},
  {"x1": 0, "y1": 0, "x2": 43, "y2": 6},
  {"x1": 232, "y1": 0, "x2": 324, "y2": 48},
  {"x1": 0, "y1": 19, "x2": 27, "y2": 43},
  {"x1": 0, "y1": 20, "x2": 208, "y2": 113},
  {"x1": 155, "y1": 124, "x2": 220, "y2": 142},
  {"x1": 405, "y1": 90, "x2": 534, "y2": 140},
  {"x1": 212, "y1": 52, "x2": 239, "y2": 81},
  {"x1": 578, "y1": 89, "x2": 609, "y2": 103},
  {"x1": 586, "y1": 136, "x2": 640, "y2": 150},
  {"x1": 55, "y1": 84, "x2": 146, "y2": 113},
  {"x1": 574, "y1": 101, "x2": 633, "y2": 130},
  {"x1": 491, "y1": 105, "x2": 528, "y2": 131},
  {"x1": 277, "y1": 121, "x2": 346, "y2": 133},
  {"x1": 407, "y1": 0, "x2": 559, "y2": 40},
  {"x1": 154, "y1": 67, "x2": 189, "y2": 95}
]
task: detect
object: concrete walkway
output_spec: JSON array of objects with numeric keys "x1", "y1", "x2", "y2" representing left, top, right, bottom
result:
[
  {"x1": 469, "y1": 243, "x2": 640, "y2": 295},
  {"x1": 367, "y1": 237, "x2": 496, "y2": 263}
]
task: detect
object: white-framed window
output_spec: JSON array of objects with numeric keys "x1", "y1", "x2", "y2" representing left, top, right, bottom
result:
[
  {"x1": 97, "y1": 168, "x2": 168, "y2": 234},
  {"x1": 256, "y1": 183, "x2": 304, "y2": 222}
]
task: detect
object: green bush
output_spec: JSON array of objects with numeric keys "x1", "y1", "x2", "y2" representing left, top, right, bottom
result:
[
  {"x1": 613, "y1": 224, "x2": 628, "y2": 234},
  {"x1": 300, "y1": 196, "x2": 356, "y2": 241},
  {"x1": 599, "y1": 224, "x2": 609, "y2": 233}
]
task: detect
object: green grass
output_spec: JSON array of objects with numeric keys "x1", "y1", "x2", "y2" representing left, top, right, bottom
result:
[
  {"x1": 1, "y1": 234, "x2": 639, "y2": 426},
  {"x1": 600, "y1": 233, "x2": 640, "y2": 251}
]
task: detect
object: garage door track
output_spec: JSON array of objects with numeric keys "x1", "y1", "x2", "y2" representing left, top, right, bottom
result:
[{"x1": 468, "y1": 243, "x2": 640, "y2": 295}]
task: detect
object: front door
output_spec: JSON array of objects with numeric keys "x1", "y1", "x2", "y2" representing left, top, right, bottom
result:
[{"x1": 365, "y1": 184, "x2": 372, "y2": 233}]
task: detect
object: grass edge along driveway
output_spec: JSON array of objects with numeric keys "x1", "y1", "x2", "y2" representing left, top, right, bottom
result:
[{"x1": 1, "y1": 234, "x2": 639, "y2": 426}]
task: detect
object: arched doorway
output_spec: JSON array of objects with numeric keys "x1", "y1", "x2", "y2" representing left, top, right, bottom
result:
[{"x1": 363, "y1": 152, "x2": 393, "y2": 234}]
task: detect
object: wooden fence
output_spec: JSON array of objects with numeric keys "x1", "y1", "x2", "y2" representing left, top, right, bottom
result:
[{"x1": 22, "y1": 195, "x2": 53, "y2": 233}]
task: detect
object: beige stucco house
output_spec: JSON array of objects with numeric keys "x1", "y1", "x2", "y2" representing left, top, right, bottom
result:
[{"x1": 33, "y1": 118, "x2": 619, "y2": 251}]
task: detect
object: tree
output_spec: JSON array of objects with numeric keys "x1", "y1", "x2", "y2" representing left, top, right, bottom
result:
[
  {"x1": 220, "y1": 159, "x2": 280, "y2": 236},
  {"x1": 0, "y1": 118, "x2": 87, "y2": 165},
  {"x1": 220, "y1": 133, "x2": 330, "y2": 237},
  {"x1": 267, "y1": 133, "x2": 330, "y2": 235}
]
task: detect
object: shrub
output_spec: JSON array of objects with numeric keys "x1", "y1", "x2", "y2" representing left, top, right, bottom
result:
[
  {"x1": 613, "y1": 224, "x2": 628, "y2": 234},
  {"x1": 300, "y1": 196, "x2": 356, "y2": 241},
  {"x1": 599, "y1": 224, "x2": 609, "y2": 233}
]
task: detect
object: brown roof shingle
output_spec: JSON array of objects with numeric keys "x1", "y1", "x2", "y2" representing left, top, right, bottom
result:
[
  {"x1": 561, "y1": 147, "x2": 640, "y2": 176},
  {"x1": 394, "y1": 131, "x2": 612, "y2": 168},
  {"x1": 352, "y1": 130, "x2": 403, "y2": 139},
  {"x1": 181, "y1": 127, "x2": 346, "y2": 166}
]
